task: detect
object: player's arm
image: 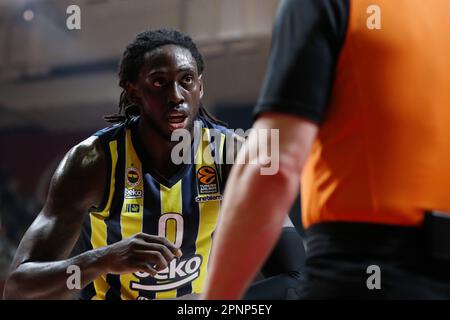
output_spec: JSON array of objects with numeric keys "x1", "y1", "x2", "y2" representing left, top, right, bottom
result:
[
  {"x1": 204, "y1": 113, "x2": 317, "y2": 299},
  {"x1": 3, "y1": 137, "x2": 181, "y2": 300}
]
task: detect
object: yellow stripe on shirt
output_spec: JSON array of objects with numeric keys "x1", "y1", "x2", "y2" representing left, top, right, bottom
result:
[
  {"x1": 90, "y1": 140, "x2": 117, "y2": 300},
  {"x1": 156, "y1": 180, "x2": 183, "y2": 299}
]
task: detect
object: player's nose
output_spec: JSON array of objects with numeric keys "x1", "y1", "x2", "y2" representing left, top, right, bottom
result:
[{"x1": 167, "y1": 82, "x2": 185, "y2": 107}]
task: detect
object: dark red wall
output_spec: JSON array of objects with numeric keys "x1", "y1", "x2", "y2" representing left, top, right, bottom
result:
[{"x1": 0, "y1": 131, "x2": 90, "y2": 197}]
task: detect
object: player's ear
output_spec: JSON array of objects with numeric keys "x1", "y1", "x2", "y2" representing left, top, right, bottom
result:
[
  {"x1": 198, "y1": 74, "x2": 204, "y2": 99},
  {"x1": 126, "y1": 82, "x2": 140, "y2": 105}
]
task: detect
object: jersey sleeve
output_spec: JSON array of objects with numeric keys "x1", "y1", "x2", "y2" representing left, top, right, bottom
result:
[{"x1": 254, "y1": 0, "x2": 350, "y2": 124}]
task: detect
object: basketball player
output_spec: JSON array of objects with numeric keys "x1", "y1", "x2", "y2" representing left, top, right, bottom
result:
[{"x1": 3, "y1": 29, "x2": 304, "y2": 300}]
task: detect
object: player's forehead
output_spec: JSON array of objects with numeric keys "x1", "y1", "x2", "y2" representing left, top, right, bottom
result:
[{"x1": 141, "y1": 44, "x2": 198, "y2": 75}]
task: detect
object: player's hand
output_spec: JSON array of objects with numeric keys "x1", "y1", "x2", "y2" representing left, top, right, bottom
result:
[{"x1": 99, "y1": 232, "x2": 182, "y2": 276}]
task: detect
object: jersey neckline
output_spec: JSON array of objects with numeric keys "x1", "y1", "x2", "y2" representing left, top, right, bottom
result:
[{"x1": 129, "y1": 116, "x2": 195, "y2": 189}]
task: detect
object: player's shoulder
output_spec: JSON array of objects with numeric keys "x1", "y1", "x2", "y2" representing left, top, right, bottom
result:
[
  {"x1": 198, "y1": 115, "x2": 245, "y2": 148},
  {"x1": 45, "y1": 135, "x2": 108, "y2": 210},
  {"x1": 72, "y1": 121, "x2": 125, "y2": 168},
  {"x1": 56, "y1": 121, "x2": 126, "y2": 187},
  {"x1": 59, "y1": 135, "x2": 106, "y2": 181},
  {"x1": 198, "y1": 115, "x2": 232, "y2": 136}
]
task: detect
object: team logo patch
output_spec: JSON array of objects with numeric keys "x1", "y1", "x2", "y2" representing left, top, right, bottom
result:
[
  {"x1": 126, "y1": 167, "x2": 141, "y2": 187},
  {"x1": 196, "y1": 166, "x2": 218, "y2": 194}
]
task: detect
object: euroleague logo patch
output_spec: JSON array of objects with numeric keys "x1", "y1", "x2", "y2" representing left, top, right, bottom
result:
[
  {"x1": 126, "y1": 166, "x2": 141, "y2": 187},
  {"x1": 196, "y1": 166, "x2": 218, "y2": 194}
]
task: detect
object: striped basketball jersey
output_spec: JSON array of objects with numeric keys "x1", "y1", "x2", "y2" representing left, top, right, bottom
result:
[{"x1": 78, "y1": 115, "x2": 230, "y2": 300}]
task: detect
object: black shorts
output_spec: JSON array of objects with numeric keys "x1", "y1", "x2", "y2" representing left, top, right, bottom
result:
[{"x1": 293, "y1": 221, "x2": 450, "y2": 299}]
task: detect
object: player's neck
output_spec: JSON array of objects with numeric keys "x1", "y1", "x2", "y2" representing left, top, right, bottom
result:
[{"x1": 137, "y1": 119, "x2": 186, "y2": 178}]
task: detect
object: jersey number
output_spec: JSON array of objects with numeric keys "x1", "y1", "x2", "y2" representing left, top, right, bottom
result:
[{"x1": 158, "y1": 213, "x2": 184, "y2": 248}]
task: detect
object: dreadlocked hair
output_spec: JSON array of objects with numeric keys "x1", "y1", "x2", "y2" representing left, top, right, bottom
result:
[{"x1": 104, "y1": 28, "x2": 226, "y2": 127}]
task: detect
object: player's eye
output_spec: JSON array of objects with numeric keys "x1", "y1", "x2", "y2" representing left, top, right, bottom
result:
[
  {"x1": 183, "y1": 75, "x2": 194, "y2": 84},
  {"x1": 152, "y1": 78, "x2": 167, "y2": 88}
]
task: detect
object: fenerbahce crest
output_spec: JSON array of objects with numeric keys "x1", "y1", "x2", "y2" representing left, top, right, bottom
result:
[
  {"x1": 125, "y1": 166, "x2": 143, "y2": 199},
  {"x1": 195, "y1": 166, "x2": 222, "y2": 202},
  {"x1": 126, "y1": 166, "x2": 141, "y2": 187}
]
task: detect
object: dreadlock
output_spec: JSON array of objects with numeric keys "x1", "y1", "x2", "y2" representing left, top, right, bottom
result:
[{"x1": 104, "y1": 28, "x2": 227, "y2": 127}]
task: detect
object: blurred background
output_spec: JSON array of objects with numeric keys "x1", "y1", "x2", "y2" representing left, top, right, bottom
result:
[{"x1": 0, "y1": 0, "x2": 302, "y2": 295}]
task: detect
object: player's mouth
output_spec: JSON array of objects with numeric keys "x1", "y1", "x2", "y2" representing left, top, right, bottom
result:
[{"x1": 167, "y1": 112, "x2": 189, "y2": 130}]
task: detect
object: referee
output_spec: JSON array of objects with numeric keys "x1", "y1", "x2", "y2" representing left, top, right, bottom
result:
[{"x1": 204, "y1": 0, "x2": 450, "y2": 299}]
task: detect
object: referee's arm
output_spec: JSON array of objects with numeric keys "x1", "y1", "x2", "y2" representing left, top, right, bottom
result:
[
  {"x1": 203, "y1": 0, "x2": 346, "y2": 299},
  {"x1": 204, "y1": 113, "x2": 317, "y2": 299}
]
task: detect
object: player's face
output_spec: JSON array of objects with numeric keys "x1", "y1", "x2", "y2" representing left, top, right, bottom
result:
[{"x1": 129, "y1": 44, "x2": 203, "y2": 139}]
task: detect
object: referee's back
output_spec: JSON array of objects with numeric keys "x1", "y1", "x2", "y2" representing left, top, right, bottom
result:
[{"x1": 302, "y1": 0, "x2": 450, "y2": 229}]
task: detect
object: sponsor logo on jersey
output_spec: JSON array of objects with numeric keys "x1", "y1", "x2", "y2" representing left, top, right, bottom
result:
[
  {"x1": 130, "y1": 255, "x2": 203, "y2": 292},
  {"x1": 126, "y1": 166, "x2": 141, "y2": 187},
  {"x1": 125, "y1": 203, "x2": 140, "y2": 213},
  {"x1": 195, "y1": 195, "x2": 223, "y2": 202},
  {"x1": 196, "y1": 166, "x2": 218, "y2": 194},
  {"x1": 125, "y1": 188, "x2": 143, "y2": 199}
]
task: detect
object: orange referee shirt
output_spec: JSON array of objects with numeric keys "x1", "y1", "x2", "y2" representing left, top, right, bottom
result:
[{"x1": 255, "y1": 0, "x2": 450, "y2": 228}]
